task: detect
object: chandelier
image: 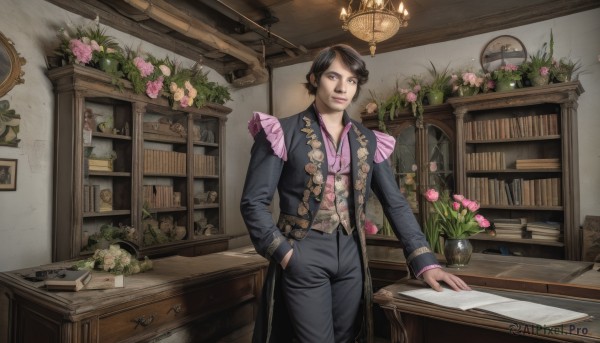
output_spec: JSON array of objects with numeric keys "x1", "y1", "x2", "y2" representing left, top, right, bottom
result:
[{"x1": 340, "y1": 0, "x2": 410, "y2": 57}]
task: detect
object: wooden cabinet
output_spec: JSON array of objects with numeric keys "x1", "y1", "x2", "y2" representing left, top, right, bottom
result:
[
  {"x1": 48, "y1": 65, "x2": 231, "y2": 262},
  {"x1": 361, "y1": 104, "x2": 456, "y2": 236},
  {"x1": 0, "y1": 249, "x2": 267, "y2": 343},
  {"x1": 448, "y1": 81, "x2": 583, "y2": 260}
]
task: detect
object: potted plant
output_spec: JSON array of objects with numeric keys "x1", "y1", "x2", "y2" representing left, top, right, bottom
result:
[
  {"x1": 552, "y1": 57, "x2": 582, "y2": 83},
  {"x1": 424, "y1": 61, "x2": 451, "y2": 105},
  {"x1": 523, "y1": 31, "x2": 554, "y2": 87},
  {"x1": 451, "y1": 70, "x2": 485, "y2": 97},
  {"x1": 423, "y1": 188, "x2": 493, "y2": 267},
  {"x1": 491, "y1": 63, "x2": 522, "y2": 92}
]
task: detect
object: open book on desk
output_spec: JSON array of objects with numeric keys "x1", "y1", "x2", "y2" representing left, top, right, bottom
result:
[{"x1": 399, "y1": 287, "x2": 592, "y2": 327}]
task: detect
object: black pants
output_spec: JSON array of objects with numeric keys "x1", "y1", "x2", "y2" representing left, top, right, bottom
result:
[{"x1": 282, "y1": 227, "x2": 363, "y2": 343}]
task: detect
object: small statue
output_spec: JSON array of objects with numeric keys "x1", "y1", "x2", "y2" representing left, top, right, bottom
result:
[
  {"x1": 83, "y1": 108, "x2": 97, "y2": 132},
  {"x1": 99, "y1": 189, "x2": 113, "y2": 212},
  {"x1": 207, "y1": 191, "x2": 218, "y2": 203}
]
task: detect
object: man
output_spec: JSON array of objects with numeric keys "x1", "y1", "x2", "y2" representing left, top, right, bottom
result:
[{"x1": 240, "y1": 44, "x2": 469, "y2": 343}]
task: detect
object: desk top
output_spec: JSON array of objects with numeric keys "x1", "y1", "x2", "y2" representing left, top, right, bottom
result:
[
  {"x1": 0, "y1": 247, "x2": 267, "y2": 316},
  {"x1": 367, "y1": 246, "x2": 600, "y2": 299},
  {"x1": 374, "y1": 280, "x2": 600, "y2": 343}
]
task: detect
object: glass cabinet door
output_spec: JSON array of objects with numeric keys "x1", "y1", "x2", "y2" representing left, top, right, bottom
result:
[
  {"x1": 391, "y1": 125, "x2": 418, "y2": 213},
  {"x1": 426, "y1": 124, "x2": 454, "y2": 194}
]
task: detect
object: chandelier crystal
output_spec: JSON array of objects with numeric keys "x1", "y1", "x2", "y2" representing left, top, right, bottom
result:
[{"x1": 340, "y1": 0, "x2": 410, "y2": 56}]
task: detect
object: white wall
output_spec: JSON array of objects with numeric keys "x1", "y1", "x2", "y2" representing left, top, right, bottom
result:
[
  {"x1": 271, "y1": 8, "x2": 600, "y2": 230},
  {"x1": 0, "y1": 1, "x2": 597, "y2": 271},
  {"x1": 0, "y1": 0, "x2": 264, "y2": 270}
]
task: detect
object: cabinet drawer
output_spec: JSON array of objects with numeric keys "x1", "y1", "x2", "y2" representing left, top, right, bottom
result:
[{"x1": 99, "y1": 274, "x2": 257, "y2": 343}]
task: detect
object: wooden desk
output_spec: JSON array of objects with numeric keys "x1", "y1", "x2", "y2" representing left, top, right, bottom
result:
[
  {"x1": 368, "y1": 246, "x2": 600, "y2": 343},
  {"x1": 0, "y1": 248, "x2": 268, "y2": 343},
  {"x1": 374, "y1": 281, "x2": 600, "y2": 343}
]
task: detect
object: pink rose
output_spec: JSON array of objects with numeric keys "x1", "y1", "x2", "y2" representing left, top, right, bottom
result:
[
  {"x1": 424, "y1": 189, "x2": 439, "y2": 202},
  {"x1": 133, "y1": 56, "x2": 154, "y2": 77},
  {"x1": 475, "y1": 214, "x2": 490, "y2": 228},
  {"x1": 145, "y1": 77, "x2": 164, "y2": 99},
  {"x1": 69, "y1": 39, "x2": 93, "y2": 64},
  {"x1": 406, "y1": 92, "x2": 417, "y2": 103},
  {"x1": 540, "y1": 66, "x2": 550, "y2": 76}
]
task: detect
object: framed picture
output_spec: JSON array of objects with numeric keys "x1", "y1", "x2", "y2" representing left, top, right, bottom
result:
[{"x1": 0, "y1": 158, "x2": 17, "y2": 191}]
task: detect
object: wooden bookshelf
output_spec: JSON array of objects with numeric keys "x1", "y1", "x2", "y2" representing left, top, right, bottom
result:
[
  {"x1": 449, "y1": 81, "x2": 583, "y2": 260},
  {"x1": 48, "y1": 64, "x2": 231, "y2": 262}
]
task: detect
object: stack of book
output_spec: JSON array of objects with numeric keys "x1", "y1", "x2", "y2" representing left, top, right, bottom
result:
[
  {"x1": 526, "y1": 221, "x2": 563, "y2": 242},
  {"x1": 515, "y1": 158, "x2": 561, "y2": 169},
  {"x1": 491, "y1": 218, "x2": 527, "y2": 240},
  {"x1": 45, "y1": 270, "x2": 124, "y2": 291}
]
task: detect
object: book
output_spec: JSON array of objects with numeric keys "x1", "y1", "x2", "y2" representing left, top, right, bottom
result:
[
  {"x1": 399, "y1": 287, "x2": 591, "y2": 327},
  {"x1": 45, "y1": 269, "x2": 91, "y2": 291},
  {"x1": 84, "y1": 272, "x2": 124, "y2": 290}
]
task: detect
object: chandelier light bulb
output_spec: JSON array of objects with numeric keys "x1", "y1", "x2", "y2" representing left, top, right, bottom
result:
[{"x1": 340, "y1": 0, "x2": 410, "y2": 56}]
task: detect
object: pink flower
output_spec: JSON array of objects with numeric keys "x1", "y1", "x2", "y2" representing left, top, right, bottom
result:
[
  {"x1": 466, "y1": 201, "x2": 480, "y2": 212},
  {"x1": 424, "y1": 189, "x2": 439, "y2": 202},
  {"x1": 540, "y1": 66, "x2": 550, "y2": 76},
  {"x1": 502, "y1": 64, "x2": 518, "y2": 72},
  {"x1": 413, "y1": 84, "x2": 421, "y2": 92},
  {"x1": 452, "y1": 202, "x2": 461, "y2": 211},
  {"x1": 453, "y1": 194, "x2": 465, "y2": 202},
  {"x1": 179, "y1": 95, "x2": 190, "y2": 108},
  {"x1": 145, "y1": 77, "x2": 164, "y2": 99},
  {"x1": 365, "y1": 102, "x2": 378, "y2": 114},
  {"x1": 474, "y1": 214, "x2": 490, "y2": 228},
  {"x1": 133, "y1": 56, "x2": 154, "y2": 77},
  {"x1": 487, "y1": 80, "x2": 495, "y2": 90},
  {"x1": 365, "y1": 220, "x2": 379, "y2": 235},
  {"x1": 69, "y1": 39, "x2": 93, "y2": 64},
  {"x1": 406, "y1": 92, "x2": 417, "y2": 103}
]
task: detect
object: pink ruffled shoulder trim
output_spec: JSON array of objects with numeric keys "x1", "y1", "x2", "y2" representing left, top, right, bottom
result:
[
  {"x1": 373, "y1": 130, "x2": 395, "y2": 163},
  {"x1": 248, "y1": 112, "x2": 287, "y2": 161}
]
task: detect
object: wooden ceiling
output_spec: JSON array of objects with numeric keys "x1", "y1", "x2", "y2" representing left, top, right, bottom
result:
[{"x1": 46, "y1": 0, "x2": 599, "y2": 87}]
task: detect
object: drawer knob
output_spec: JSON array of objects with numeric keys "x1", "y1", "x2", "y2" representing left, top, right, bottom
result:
[
  {"x1": 133, "y1": 314, "x2": 155, "y2": 328},
  {"x1": 169, "y1": 304, "x2": 183, "y2": 314}
]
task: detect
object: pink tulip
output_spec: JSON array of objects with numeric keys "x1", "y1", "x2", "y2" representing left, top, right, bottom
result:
[
  {"x1": 453, "y1": 194, "x2": 465, "y2": 202},
  {"x1": 452, "y1": 202, "x2": 461, "y2": 211},
  {"x1": 424, "y1": 189, "x2": 439, "y2": 202},
  {"x1": 466, "y1": 201, "x2": 480, "y2": 212},
  {"x1": 365, "y1": 220, "x2": 379, "y2": 235}
]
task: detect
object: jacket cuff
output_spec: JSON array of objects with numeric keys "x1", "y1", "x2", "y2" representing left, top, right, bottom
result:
[
  {"x1": 266, "y1": 233, "x2": 292, "y2": 264},
  {"x1": 405, "y1": 247, "x2": 439, "y2": 277}
]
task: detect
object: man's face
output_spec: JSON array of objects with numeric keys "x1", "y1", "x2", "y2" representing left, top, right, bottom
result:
[{"x1": 312, "y1": 55, "x2": 358, "y2": 116}]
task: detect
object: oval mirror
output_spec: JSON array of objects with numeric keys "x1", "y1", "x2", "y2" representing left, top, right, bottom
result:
[
  {"x1": 480, "y1": 35, "x2": 527, "y2": 74},
  {"x1": 0, "y1": 32, "x2": 26, "y2": 98}
]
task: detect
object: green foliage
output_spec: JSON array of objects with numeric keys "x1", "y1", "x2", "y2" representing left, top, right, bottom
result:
[{"x1": 425, "y1": 61, "x2": 452, "y2": 94}]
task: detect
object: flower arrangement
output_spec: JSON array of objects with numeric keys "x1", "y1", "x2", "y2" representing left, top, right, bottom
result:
[
  {"x1": 552, "y1": 57, "x2": 582, "y2": 82},
  {"x1": 366, "y1": 76, "x2": 425, "y2": 132},
  {"x1": 423, "y1": 188, "x2": 492, "y2": 239},
  {"x1": 522, "y1": 31, "x2": 554, "y2": 85},
  {"x1": 492, "y1": 63, "x2": 522, "y2": 83},
  {"x1": 73, "y1": 244, "x2": 153, "y2": 275},
  {"x1": 53, "y1": 18, "x2": 232, "y2": 107},
  {"x1": 451, "y1": 70, "x2": 486, "y2": 96}
]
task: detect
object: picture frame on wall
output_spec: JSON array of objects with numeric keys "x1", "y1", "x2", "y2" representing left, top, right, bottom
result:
[{"x1": 0, "y1": 158, "x2": 17, "y2": 191}]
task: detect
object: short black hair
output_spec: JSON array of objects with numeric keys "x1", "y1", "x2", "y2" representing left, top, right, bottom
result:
[{"x1": 305, "y1": 44, "x2": 369, "y2": 101}]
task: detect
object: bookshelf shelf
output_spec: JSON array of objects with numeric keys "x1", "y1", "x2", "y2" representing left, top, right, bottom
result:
[
  {"x1": 466, "y1": 135, "x2": 560, "y2": 144},
  {"x1": 49, "y1": 65, "x2": 231, "y2": 262},
  {"x1": 470, "y1": 234, "x2": 565, "y2": 247},
  {"x1": 449, "y1": 81, "x2": 583, "y2": 260}
]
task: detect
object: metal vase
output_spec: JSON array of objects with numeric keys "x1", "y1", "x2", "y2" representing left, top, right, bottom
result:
[{"x1": 443, "y1": 238, "x2": 473, "y2": 267}]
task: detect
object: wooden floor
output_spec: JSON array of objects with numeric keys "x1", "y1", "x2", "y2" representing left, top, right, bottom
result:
[{"x1": 217, "y1": 324, "x2": 391, "y2": 343}]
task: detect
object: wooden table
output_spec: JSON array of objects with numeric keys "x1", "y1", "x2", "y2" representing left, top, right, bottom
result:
[
  {"x1": 368, "y1": 246, "x2": 600, "y2": 343},
  {"x1": 0, "y1": 247, "x2": 267, "y2": 343}
]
